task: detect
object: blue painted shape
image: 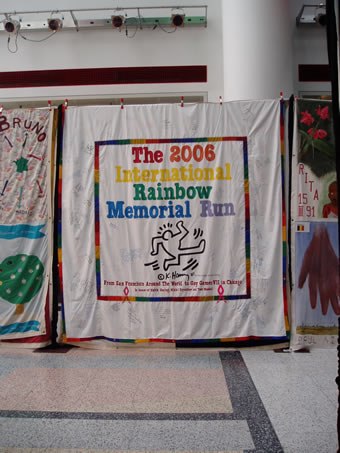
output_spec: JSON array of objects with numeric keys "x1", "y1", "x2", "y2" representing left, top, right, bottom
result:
[
  {"x1": 0, "y1": 321, "x2": 40, "y2": 335},
  {"x1": 0, "y1": 224, "x2": 46, "y2": 239}
]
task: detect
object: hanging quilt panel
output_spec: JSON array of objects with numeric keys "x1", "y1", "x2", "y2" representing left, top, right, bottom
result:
[
  {"x1": 60, "y1": 100, "x2": 287, "y2": 341},
  {"x1": 290, "y1": 99, "x2": 339, "y2": 348},
  {"x1": 0, "y1": 108, "x2": 53, "y2": 339}
]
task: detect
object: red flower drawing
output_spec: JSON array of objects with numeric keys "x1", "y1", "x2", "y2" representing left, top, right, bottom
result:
[
  {"x1": 307, "y1": 128, "x2": 328, "y2": 139},
  {"x1": 315, "y1": 105, "x2": 330, "y2": 120},
  {"x1": 298, "y1": 101, "x2": 333, "y2": 178},
  {"x1": 300, "y1": 110, "x2": 315, "y2": 126},
  {"x1": 313, "y1": 129, "x2": 327, "y2": 139}
]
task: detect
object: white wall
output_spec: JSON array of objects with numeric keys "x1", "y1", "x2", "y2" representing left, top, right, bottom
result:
[
  {"x1": 290, "y1": 0, "x2": 331, "y2": 96},
  {"x1": 220, "y1": 0, "x2": 330, "y2": 100},
  {"x1": 0, "y1": 0, "x2": 331, "y2": 105},
  {"x1": 0, "y1": 0, "x2": 224, "y2": 104},
  {"x1": 222, "y1": 0, "x2": 294, "y2": 101}
]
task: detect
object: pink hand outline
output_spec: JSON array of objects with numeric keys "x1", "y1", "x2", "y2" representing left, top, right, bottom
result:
[{"x1": 298, "y1": 226, "x2": 340, "y2": 316}]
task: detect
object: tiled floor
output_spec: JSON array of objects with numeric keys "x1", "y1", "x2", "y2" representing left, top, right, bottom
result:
[{"x1": 0, "y1": 345, "x2": 338, "y2": 453}]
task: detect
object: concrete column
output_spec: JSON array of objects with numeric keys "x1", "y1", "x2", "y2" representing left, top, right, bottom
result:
[{"x1": 222, "y1": 0, "x2": 294, "y2": 100}]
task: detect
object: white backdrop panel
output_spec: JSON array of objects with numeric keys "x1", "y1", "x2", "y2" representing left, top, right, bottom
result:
[{"x1": 61, "y1": 101, "x2": 286, "y2": 340}]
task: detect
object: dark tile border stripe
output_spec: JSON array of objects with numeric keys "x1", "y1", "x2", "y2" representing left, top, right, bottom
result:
[
  {"x1": 0, "y1": 411, "x2": 233, "y2": 420},
  {"x1": 220, "y1": 351, "x2": 284, "y2": 453},
  {"x1": 0, "y1": 351, "x2": 283, "y2": 453}
]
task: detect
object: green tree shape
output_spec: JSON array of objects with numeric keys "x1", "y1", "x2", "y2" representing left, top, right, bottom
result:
[{"x1": 0, "y1": 254, "x2": 44, "y2": 314}]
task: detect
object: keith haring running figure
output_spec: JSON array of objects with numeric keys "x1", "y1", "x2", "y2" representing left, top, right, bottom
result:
[{"x1": 145, "y1": 221, "x2": 206, "y2": 272}]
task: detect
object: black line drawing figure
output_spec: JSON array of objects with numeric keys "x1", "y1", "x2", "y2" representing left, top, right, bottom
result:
[
  {"x1": 145, "y1": 221, "x2": 206, "y2": 272},
  {"x1": 182, "y1": 257, "x2": 199, "y2": 272}
]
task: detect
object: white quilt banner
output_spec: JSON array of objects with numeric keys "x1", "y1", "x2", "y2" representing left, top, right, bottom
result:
[
  {"x1": 61, "y1": 101, "x2": 287, "y2": 340},
  {"x1": 0, "y1": 109, "x2": 52, "y2": 339}
]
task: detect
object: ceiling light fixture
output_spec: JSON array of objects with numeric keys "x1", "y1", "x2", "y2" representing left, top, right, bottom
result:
[
  {"x1": 315, "y1": 12, "x2": 327, "y2": 25},
  {"x1": 48, "y1": 17, "x2": 63, "y2": 31},
  {"x1": 0, "y1": 6, "x2": 207, "y2": 35},
  {"x1": 171, "y1": 13, "x2": 185, "y2": 27},
  {"x1": 296, "y1": 3, "x2": 326, "y2": 26},
  {"x1": 112, "y1": 15, "x2": 125, "y2": 28},
  {"x1": 2, "y1": 18, "x2": 20, "y2": 33}
]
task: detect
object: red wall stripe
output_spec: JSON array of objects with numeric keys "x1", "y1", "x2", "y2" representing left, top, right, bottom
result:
[
  {"x1": 298, "y1": 64, "x2": 330, "y2": 82},
  {"x1": 0, "y1": 65, "x2": 207, "y2": 89}
]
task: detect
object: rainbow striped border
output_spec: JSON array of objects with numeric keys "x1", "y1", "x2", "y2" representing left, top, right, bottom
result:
[
  {"x1": 94, "y1": 136, "x2": 251, "y2": 302},
  {"x1": 64, "y1": 335, "x2": 287, "y2": 344},
  {"x1": 280, "y1": 100, "x2": 290, "y2": 336},
  {"x1": 56, "y1": 106, "x2": 66, "y2": 338}
]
